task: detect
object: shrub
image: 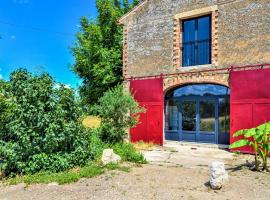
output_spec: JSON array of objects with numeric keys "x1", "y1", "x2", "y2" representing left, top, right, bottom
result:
[
  {"x1": 0, "y1": 69, "x2": 92, "y2": 176},
  {"x1": 113, "y1": 143, "x2": 147, "y2": 164},
  {"x1": 88, "y1": 128, "x2": 107, "y2": 159},
  {"x1": 93, "y1": 85, "x2": 144, "y2": 144},
  {"x1": 230, "y1": 122, "x2": 270, "y2": 171}
]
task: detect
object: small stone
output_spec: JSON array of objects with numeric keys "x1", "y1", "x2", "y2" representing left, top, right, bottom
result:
[
  {"x1": 101, "y1": 149, "x2": 121, "y2": 165},
  {"x1": 48, "y1": 182, "x2": 59, "y2": 187},
  {"x1": 79, "y1": 178, "x2": 87, "y2": 183},
  {"x1": 209, "y1": 161, "x2": 228, "y2": 190}
]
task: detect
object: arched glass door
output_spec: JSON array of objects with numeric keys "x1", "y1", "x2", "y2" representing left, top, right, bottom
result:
[{"x1": 165, "y1": 84, "x2": 230, "y2": 144}]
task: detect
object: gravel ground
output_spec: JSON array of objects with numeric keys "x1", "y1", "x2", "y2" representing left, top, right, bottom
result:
[{"x1": 0, "y1": 145, "x2": 269, "y2": 200}]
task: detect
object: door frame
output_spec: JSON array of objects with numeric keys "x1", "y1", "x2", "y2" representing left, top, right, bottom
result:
[
  {"x1": 179, "y1": 96, "x2": 218, "y2": 143},
  {"x1": 166, "y1": 95, "x2": 226, "y2": 144}
]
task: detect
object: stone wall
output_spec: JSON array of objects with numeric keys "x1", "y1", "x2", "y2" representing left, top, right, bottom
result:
[{"x1": 120, "y1": 0, "x2": 270, "y2": 87}]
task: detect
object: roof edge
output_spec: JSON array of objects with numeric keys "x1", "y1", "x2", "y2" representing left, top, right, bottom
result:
[{"x1": 119, "y1": 0, "x2": 148, "y2": 25}]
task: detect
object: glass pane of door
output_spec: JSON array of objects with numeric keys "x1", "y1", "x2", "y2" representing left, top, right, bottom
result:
[
  {"x1": 182, "y1": 100, "x2": 196, "y2": 131},
  {"x1": 166, "y1": 99, "x2": 179, "y2": 131},
  {"x1": 200, "y1": 100, "x2": 215, "y2": 133},
  {"x1": 218, "y1": 97, "x2": 230, "y2": 144}
]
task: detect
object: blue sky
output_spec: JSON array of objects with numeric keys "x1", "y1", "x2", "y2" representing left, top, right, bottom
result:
[{"x1": 0, "y1": 0, "x2": 98, "y2": 88}]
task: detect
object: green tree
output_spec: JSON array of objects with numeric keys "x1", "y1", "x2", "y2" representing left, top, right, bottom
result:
[
  {"x1": 0, "y1": 69, "x2": 91, "y2": 176},
  {"x1": 72, "y1": 0, "x2": 140, "y2": 104},
  {"x1": 133, "y1": 0, "x2": 140, "y2": 6}
]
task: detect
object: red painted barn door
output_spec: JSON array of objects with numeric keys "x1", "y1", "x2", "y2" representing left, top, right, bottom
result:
[
  {"x1": 230, "y1": 68, "x2": 270, "y2": 153},
  {"x1": 130, "y1": 78, "x2": 163, "y2": 145}
]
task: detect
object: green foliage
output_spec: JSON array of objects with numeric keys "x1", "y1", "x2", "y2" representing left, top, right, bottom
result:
[
  {"x1": 0, "y1": 69, "x2": 146, "y2": 179},
  {"x1": 5, "y1": 163, "x2": 104, "y2": 185},
  {"x1": 88, "y1": 129, "x2": 108, "y2": 159},
  {"x1": 72, "y1": 0, "x2": 141, "y2": 104},
  {"x1": 5, "y1": 162, "x2": 132, "y2": 185},
  {"x1": 0, "y1": 69, "x2": 92, "y2": 176},
  {"x1": 230, "y1": 122, "x2": 270, "y2": 171},
  {"x1": 113, "y1": 143, "x2": 147, "y2": 164},
  {"x1": 132, "y1": 0, "x2": 140, "y2": 7},
  {"x1": 93, "y1": 85, "x2": 144, "y2": 143},
  {"x1": 105, "y1": 162, "x2": 130, "y2": 172}
]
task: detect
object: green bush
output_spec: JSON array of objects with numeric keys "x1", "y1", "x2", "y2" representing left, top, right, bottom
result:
[
  {"x1": 0, "y1": 69, "x2": 92, "y2": 176},
  {"x1": 113, "y1": 143, "x2": 147, "y2": 164},
  {"x1": 93, "y1": 85, "x2": 144, "y2": 143},
  {"x1": 88, "y1": 128, "x2": 107, "y2": 159}
]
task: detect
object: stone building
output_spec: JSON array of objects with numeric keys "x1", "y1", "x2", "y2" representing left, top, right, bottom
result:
[{"x1": 119, "y1": 0, "x2": 270, "y2": 149}]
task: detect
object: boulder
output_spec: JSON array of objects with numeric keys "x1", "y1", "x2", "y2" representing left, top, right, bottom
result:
[
  {"x1": 101, "y1": 149, "x2": 121, "y2": 165},
  {"x1": 209, "y1": 161, "x2": 228, "y2": 190}
]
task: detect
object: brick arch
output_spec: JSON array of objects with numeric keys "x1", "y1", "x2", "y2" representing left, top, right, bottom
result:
[{"x1": 163, "y1": 72, "x2": 229, "y2": 93}]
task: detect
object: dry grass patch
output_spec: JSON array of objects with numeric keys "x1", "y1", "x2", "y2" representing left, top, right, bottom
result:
[
  {"x1": 82, "y1": 116, "x2": 101, "y2": 128},
  {"x1": 133, "y1": 141, "x2": 156, "y2": 151}
]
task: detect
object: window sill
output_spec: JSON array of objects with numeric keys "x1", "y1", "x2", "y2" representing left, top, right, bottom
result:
[{"x1": 177, "y1": 64, "x2": 214, "y2": 72}]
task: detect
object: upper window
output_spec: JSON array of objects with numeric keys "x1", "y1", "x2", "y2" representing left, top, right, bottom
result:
[{"x1": 182, "y1": 15, "x2": 211, "y2": 67}]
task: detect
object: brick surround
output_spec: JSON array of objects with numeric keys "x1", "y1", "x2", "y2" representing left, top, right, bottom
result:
[
  {"x1": 163, "y1": 70, "x2": 229, "y2": 92},
  {"x1": 173, "y1": 18, "x2": 181, "y2": 69},
  {"x1": 211, "y1": 9, "x2": 219, "y2": 66},
  {"x1": 123, "y1": 27, "x2": 128, "y2": 79},
  {"x1": 173, "y1": 6, "x2": 219, "y2": 69}
]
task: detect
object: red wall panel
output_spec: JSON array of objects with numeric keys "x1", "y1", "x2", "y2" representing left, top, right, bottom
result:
[
  {"x1": 130, "y1": 78, "x2": 163, "y2": 145},
  {"x1": 130, "y1": 111, "x2": 147, "y2": 142},
  {"x1": 230, "y1": 68, "x2": 270, "y2": 153},
  {"x1": 230, "y1": 103, "x2": 253, "y2": 153},
  {"x1": 253, "y1": 104, "x2": 270, "y2": 126},
  {"x1": 146, "y1": 104, "x2": 163, "y2": 144},
  {"x1": 130, "y1": 78, "x2": 163, "y2": 102}
]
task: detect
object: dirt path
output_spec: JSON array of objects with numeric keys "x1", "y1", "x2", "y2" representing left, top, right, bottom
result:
[{"x1": 0, "y1": 145, "x2": 269, "y2": 200}]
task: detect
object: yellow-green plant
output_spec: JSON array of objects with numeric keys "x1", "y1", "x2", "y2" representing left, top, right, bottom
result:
[{"x1": 230, "y1": 122, "x2": 270, "y2": 171}]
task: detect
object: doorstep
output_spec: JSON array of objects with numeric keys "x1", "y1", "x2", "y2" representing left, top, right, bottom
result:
[{"x1": 164, "y1": 140, "x2": 229, "y2": 150}]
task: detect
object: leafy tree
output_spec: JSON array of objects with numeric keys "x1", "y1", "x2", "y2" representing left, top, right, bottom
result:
[
  {"x1": 0, "y1": 69, "x2": 92, "y2": 176},
  {"x1": 93, "y1": 85, "x2": 144, "y2": 143},
  {"x1": 72, "y1": 0, "x2": 141, "y2": 104}
]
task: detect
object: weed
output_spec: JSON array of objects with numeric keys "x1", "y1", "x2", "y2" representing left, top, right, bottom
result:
[
  {"x1": 5, "y1": 162, "x2": 130, "y2": 186},
  {"x1": 112, "y1": 143, "x2": 147, "y2": 164},
  {"x1": 105, "y1": 163, "x2": 130, "y2": 172}
]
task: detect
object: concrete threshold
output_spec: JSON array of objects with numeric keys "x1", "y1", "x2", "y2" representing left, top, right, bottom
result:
[{"x1": 164, "y1": 140, "x2": 229, "y2": 150}]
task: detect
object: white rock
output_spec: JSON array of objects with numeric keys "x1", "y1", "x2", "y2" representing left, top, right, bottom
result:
[
  {"x1": 48, "y1": 182, "x2": 59, "y2": 187},
  {"x1": 101, "y1": 149, "x2": 121, "y2": 165},
  {"x1": 209, "y1": 161, "x2": 228, "y2": 190}
]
